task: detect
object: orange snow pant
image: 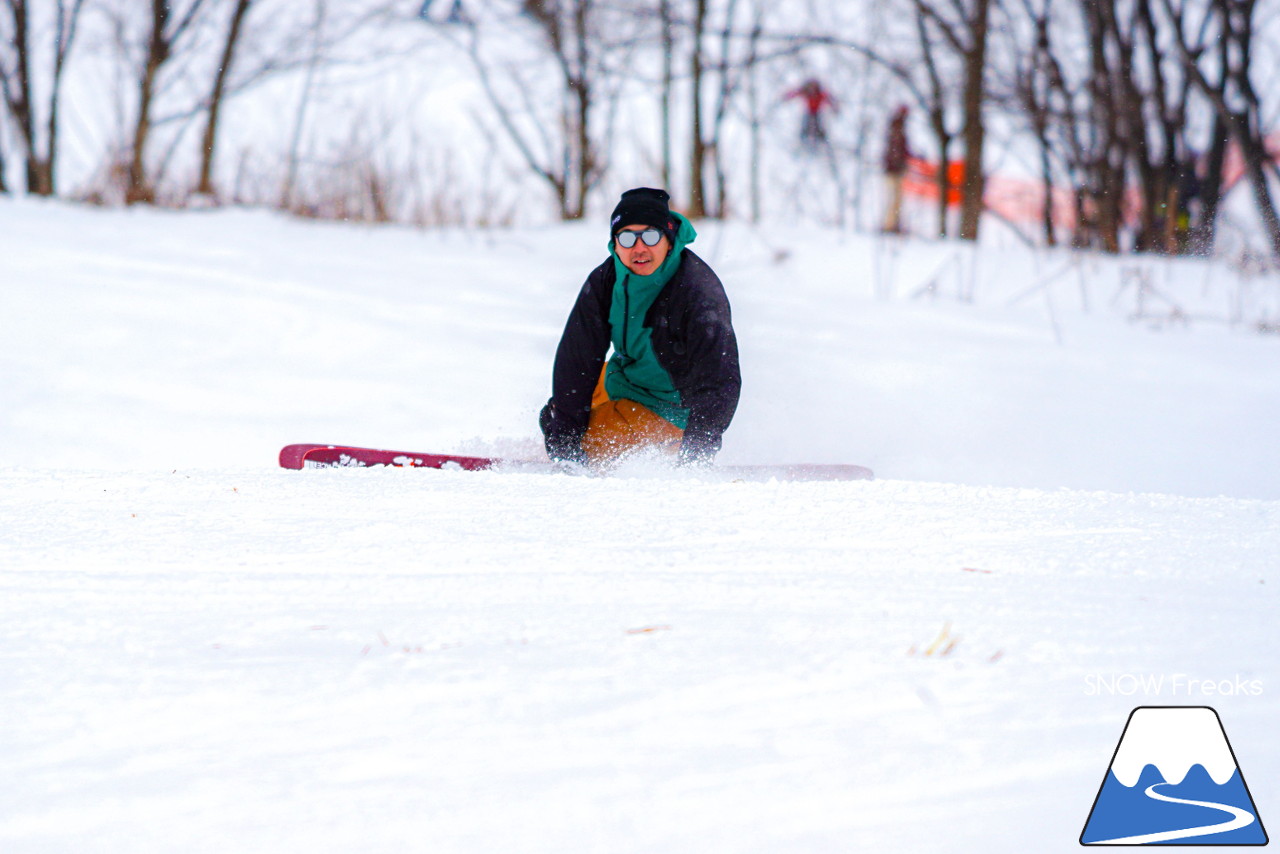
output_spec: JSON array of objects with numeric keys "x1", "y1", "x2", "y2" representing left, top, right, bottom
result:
[{"x1": 581, "y1": 367, "x2": 684, "y2": 468}]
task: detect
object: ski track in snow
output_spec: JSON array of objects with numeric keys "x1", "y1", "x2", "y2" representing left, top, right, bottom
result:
[
  {"x1": 1087, "y1": 783, "x2": 1256, "y2": 844},
  {"x1": 2, "y1": 201, "x2": 1279, "y2": 852}
]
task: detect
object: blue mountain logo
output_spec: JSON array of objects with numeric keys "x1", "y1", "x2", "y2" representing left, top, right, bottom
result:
[{"x1": 1081, "y1": 706, "x2": 1268, "y2": 845}]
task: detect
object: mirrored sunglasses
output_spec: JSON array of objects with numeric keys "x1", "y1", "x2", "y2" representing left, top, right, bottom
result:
[{"x1": 615, "y1": 228, "x2": 663, "y2": 249}]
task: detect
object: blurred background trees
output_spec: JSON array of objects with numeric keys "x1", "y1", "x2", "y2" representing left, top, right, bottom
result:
[{"x1": 2, "y1": 0, "x2": 1279, "y2": 258}]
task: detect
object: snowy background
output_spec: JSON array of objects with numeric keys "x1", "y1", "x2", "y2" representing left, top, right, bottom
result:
[{"x1": 3, "y1": 197, "x2": 1278, "y2": 852}]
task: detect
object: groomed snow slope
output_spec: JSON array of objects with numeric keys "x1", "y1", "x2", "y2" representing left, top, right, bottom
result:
[{"x1": 1, "y1": 200, "x2": 1277, "y2": 853}]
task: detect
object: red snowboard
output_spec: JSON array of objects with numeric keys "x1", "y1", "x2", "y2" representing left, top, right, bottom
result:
[
  {"x1": 279, "y1": 443, "x2": 873, "y2": 482},
  {"x1": 279, "y1": 443, "x2": 496, "y2": 471}
]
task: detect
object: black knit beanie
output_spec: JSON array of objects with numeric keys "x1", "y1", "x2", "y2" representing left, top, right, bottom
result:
[{"x1": 610, "y1": 188, "x2": 676, "y2": 244}]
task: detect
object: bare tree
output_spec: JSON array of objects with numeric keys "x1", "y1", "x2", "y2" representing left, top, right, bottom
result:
[
  {"x1": 659, "y1": 0, "x2": 675, "y2": 190},
  {"x1": 1162, "y1": 0, "x2": 1280, "y2": 258},
  {"x1": 683, "y1": 0, "x2": 789, "y2": 220},
  {"x1": 1194, "y1": 114, "x2": 1229, "y2": 255},
  {"x1": 694, "y1": 0, "x2": 751, "y2": 219},
  {"x1": 1077, "y1": 0, "x2": 1132, "y2": 252},
  {"x1": 0, "y1": 0, "x2": 87, "y2": 195},
  {"x1": 1118, "y1": 0, "x2": 1201, "y2": 253},
  {"x1": 194, "y1": 0, "x2": 255, "y2": 198},
  {"x1": 453, "y1": 0, "x2": 612, "y2": 220},
  {"x1": 912, "y1": 0, "x2": 992, "y2": 241},
  {"x1": 687, "y1": 0, "x2": 709, "y2": 217},
  {"x1": 281, "y1": 0, "x2": 326, "y2": 212},
  {"x1": 993, "y1": 0, "x2": 1106, "y2": 248},
  {"x1": 1176, "y1": 1, "x2": 1234, "y2": 257},
  {"x1": 526, "y1": 0, "x2": 599, "y2": 219},
  {"x1": 1006, "y1": 1, "x2": 1061, "y2": 246},
  {"x1": 908, "y1": 7, "x2": 957, "y2": 237},
  {"x1": 956, "y1": 0, "x2": 990, "y2": 241},
  {"x1": 124, "y1": 0, "x2": 210, "y2": 204},
  {"x1": 989, "y1": 0, "x2": 1262, "y2": 256},
  {"x1": 742, "y1": 3, "x2": 767, "y2": 223}
]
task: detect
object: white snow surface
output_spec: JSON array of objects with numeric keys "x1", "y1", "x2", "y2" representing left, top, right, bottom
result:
[{"x1": 2, "y1": 199, "x2": 1279, "y2": 852}]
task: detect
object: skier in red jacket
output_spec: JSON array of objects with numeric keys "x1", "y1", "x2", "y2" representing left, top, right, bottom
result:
[{"x1": 784, "y1": 79, "x2": 838, "y2": 151}]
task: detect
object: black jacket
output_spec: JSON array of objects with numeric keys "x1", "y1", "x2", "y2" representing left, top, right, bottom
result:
[{"x1": 540, "y1": 250, "x2": 741, "y2": 463}]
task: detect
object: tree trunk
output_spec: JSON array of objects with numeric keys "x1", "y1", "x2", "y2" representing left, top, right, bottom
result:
[
  {"x1": 1096, "y1": 159, "x2": 1124, "y2": 254},
  {"x1": 1037, "y1": 131, "x2": 1055, "y2": 247},
  {"x1": 6, "y1": 0, "x2": 55, "y2": 197},
  {"x1": 127, "y1": 1, "x2": 170, "y2": 205},
  {"x1": 912, "y1": 8, "x2": 949, "y2": 238},
  {"x1": 569, "y1": 0, "x2": 590, "y2": 219},
  {"x1": 659, "y1": 0, "x2": 673, "y2": 191},
  {"x1": 1224, "y1": 0, "x2": 1280, "y2": 257},
  {"x1": 25, "y1": 157, "x2": 51, "y2": 195},
  {"x1": 1178, "y1": 0, "x2": 1280, "y2": 257},
  {"x1": 708, "y1": 0, "x2": 742, "y2": 219},
  {"x1": 1234, "y1": 113, "x2": 1280, "y2": 257},
  {"x1": 687, "y1": 0, "x2": 708, "y2": 218},
  {"x1": 0, "y1": 0, "x2": 84, "y2": 196},
  {"x1": 1028, "y1": 19, "x2": 1057, "y2": 247},
  {"x1": 515, "y1": 0, "x2": 596, "y2": 220},
  {"x1": 37, "y1": 0, "x2": 85, "y2": 197},
  {"x1": 283, "y1": 0, "x2": 325, "y2": 212},
  {"x1": 746, "y1": 10, "x2": 763, "y2": 223},
  {"x1": 932, "y1": 117, "x2": 951, "y2": 237},
  {"x1": 196, "y1": 0, "x2": 253, "y2": 198},
  {"x1": 1084, "y1": 0, "x2": 1123, "y2": 253},
  {"x1": 4, "y1": 0, "x2": 36, "y2": 192},
  {"x1": 1191, "y1": 113, "x2": 1228, "y2": 255},
  {"x1": 957, "y1": 0, "x2": 990, "y2": 241}
]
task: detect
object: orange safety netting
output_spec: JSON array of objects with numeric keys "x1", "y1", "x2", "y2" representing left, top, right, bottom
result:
[
  {"x1": 899, "y1": 134, "x2": 1280, "y2": 231},
  {"x1": 902, "y1": 156, "x2": 965, "y2": 205}
]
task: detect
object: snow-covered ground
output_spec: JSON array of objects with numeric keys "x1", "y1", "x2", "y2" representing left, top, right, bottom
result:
[{"x1": 2, "y1": 199, "x2": 1278, "y2": 852}]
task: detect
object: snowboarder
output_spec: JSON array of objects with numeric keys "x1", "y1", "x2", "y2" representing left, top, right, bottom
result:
[
  {"x1": 540, "y1": 187, "x2": 741, "y2": 470},
  {"x1": 784, "y1": 79, "x2": 838, "y2": 151},
  {"x1": 881, "y1": 104, "x2": 913, "y2": 233}
]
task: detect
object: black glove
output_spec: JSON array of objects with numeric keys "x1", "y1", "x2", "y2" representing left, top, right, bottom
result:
[{"x1": 539, "y1": 402, "x2": 588, "y2": 465}]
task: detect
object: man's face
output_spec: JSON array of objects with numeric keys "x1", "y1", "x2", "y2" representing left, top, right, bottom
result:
[{"x1": 615, "y1": 225, "x2": 670, "y2": 276}]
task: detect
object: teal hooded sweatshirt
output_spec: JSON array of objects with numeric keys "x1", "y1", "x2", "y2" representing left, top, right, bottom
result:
[{"x1": 604, "y1": 213, "x2": 698, "y2": 428}]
